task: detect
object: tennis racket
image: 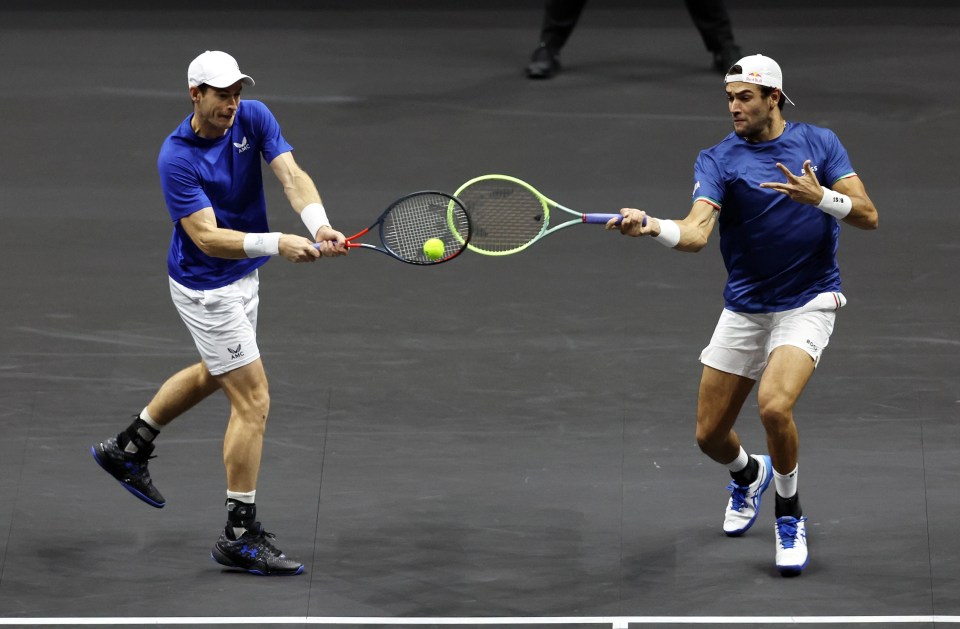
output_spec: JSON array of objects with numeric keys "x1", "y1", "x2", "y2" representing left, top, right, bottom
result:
[
  {"x1": 453, "y1": 174, "x2": 642, "y2": 256},
  {"x1": 316, "y1": 191, "x2": 471, "y2": 265}
]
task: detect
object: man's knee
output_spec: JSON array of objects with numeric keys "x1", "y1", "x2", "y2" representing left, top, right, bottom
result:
[
  {"x1": 695, "y1": 420, "x2": 727, "y2": 454},
  {"x1": 237, "y1": 384, "x2": 270, "y2": 421},
  {"x1": 758, "y1": 396, "x2": 793, "y2": 434},
  {"x1": 218, "y1": 361, "x2": 271, "y2": 423}
]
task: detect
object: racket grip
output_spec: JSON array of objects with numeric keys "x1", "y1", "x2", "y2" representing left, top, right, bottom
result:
[
  {"x1": 583, "y1": 213, "x2": 647, "y2": 226},
  {"x1": 583, "y1": 213, "x2": 622, "y2": 224},
  {"x1": 313, "y1": 242, "x2": 359, "y2": 249}
]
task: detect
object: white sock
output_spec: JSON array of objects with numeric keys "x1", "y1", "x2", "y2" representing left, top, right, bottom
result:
[
  {"x1": 140, "y1": 407, "x2": 162, "y2": 432},
  {"x1": 725, "y1": 446, "x2": 750, "y2": 473},
  {"x1": 774, "y1": 465, "x2": 799, "y2": 498},
  {"x1": 226, "y1": 489, "x2": 256, "y2": 504}
]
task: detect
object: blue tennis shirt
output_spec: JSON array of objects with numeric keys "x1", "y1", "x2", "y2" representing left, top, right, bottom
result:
[
  {"x1": 692, "y1": 122, "x2": 857, "y2": 313},
  {"x1": 158, "y1": 99, "x2": 294, "y2": 290}
]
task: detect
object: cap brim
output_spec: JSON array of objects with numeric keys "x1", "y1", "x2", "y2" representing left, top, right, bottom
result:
[
  {"x1": 204, "y1": 72, "x2": 255, "y2": 88},
  {"x1": 725, "y1": 75, "x2": 795, "y2": 106}
]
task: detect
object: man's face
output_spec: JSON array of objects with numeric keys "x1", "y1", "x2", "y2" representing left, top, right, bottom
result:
[
  {"x1": 725, "y1": 83, "x2": 777, "y2": 140},
  {"x1": 191, "y1": 81, "x2": 243, "y2": 136}
]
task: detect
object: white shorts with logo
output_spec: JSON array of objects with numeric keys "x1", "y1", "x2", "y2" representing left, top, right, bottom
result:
[
  {"x1": 169, "y1": 270, "x2": 261, "y2": 376},
  {"x1": 699, "y1": 292, "x2": 846, "y2": 381}
]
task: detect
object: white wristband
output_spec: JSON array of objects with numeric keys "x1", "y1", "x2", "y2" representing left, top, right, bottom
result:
[
  {"x1": 653, "y1": 219, "x2": 680, "y2": 248},
  {"x1": 817, "y1": 187, "x2": 852, "y2": 219},
  {"x1": 242, "y1": 232, "x2": 281, "y2": 258},
  {"x1": 301, "y1": 202, "x2": 330, "y2": 238}
]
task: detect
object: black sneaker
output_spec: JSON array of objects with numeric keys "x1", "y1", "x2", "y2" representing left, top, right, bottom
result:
[
  {"x1": 211, "y1": 524, "x2": 304, "y2": 576},
  {"x1": 91, "y1": 437, "x2": 166, "y2": 508},
  {"x1": 526, "y1": 45, "x2": 561, "y2": 79}
]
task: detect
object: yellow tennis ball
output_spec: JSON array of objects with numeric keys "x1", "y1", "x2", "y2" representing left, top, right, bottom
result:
[{"x1": 423, "y1": 238, "x2": 445, "y2": 261}]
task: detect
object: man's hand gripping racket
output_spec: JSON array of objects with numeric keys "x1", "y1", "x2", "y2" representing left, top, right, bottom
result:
[
  {"x1": 605, "y1": 208, "x2": 650, "y2": 235},
  {"x1": 315, "y1": 191, "x2": 471, "y2": 265}
]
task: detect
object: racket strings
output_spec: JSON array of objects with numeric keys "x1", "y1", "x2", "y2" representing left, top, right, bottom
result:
[
  {"x1": 455, "y1": 181, "x2": 546, "y2": 253},
  {"x1": 380, "y1": 193, "x2": 470, "y2": 263}
]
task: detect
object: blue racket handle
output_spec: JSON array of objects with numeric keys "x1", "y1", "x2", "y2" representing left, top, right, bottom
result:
[{"x1": 583, "y1": 213, "x2": 647, "y2": 226}]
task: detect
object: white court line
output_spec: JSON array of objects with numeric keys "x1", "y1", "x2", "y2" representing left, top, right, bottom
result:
[{"x1": 1, "y1": 617, "x2": 959, "y2": 626}]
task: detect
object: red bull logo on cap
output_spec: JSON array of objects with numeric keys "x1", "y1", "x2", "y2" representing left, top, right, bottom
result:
[{"x1": 745, "y1": 71, "x2": 764, "y2": 84}]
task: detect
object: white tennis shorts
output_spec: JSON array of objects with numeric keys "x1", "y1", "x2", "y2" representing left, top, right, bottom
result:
[
  {"x1": 699, "y1": 292, "x2": 846, "y2": 381},
  {"x1": 168, "y1": 270, "x2": 261, "y2": 376}
]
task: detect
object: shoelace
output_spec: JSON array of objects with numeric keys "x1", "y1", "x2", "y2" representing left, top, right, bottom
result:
[
  {"x1": 725, "y1": 481, "x2": 749, "y2": 512},
  {"x1": 777, "y1": 517, "x2": 807, "y2": 549},
  {"x1": 260, "y1": 531, "x2": 281, "y2": 554},
  {"x1": 244, "y1": 525, "x2": 285, "y2": 558},
  {"x1": 123, "y1": 454, "x2": 157, "y2": 478}
]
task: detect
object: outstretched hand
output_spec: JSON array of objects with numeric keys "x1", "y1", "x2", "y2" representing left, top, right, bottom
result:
[{"x1": 760, "y1": 160, "x2": 824, "y2": 206}]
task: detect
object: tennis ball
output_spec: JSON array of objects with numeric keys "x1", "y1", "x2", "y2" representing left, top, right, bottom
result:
[{"x1": 423, "y1": 238, "x2": 445, "y2": 261}]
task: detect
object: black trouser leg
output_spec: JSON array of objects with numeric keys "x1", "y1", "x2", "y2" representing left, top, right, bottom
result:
[
  {"x1": 684, "y1": 0, "x2": 737, "y2": 53},
  {"x1": 538, "y1": 0, "x2": 589, "y2": 52}
]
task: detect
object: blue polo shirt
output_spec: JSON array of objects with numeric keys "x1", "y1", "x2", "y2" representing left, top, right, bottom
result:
[
  {"x1": 158, "y1": 99, "x2": 294, "y2": 290},
  {"x1": 692, "y1": 121, "x2": 856, "y2": 313}
]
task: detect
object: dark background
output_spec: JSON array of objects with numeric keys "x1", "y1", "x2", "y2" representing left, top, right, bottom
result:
[{"x1": 1, "y1": 1, "x2": 957, "y2": 627}]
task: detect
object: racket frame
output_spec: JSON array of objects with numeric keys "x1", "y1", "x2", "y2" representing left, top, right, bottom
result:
[
  {"x1": 327, "y1": 191, "x2": 471, "y2": 265},
  {"x1": 454, "y1": 174, "x2": 622, "y2": 256}
]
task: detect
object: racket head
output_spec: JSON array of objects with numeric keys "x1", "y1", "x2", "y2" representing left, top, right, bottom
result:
[
  {"x1": 376, "y1": 191, "x2": 471, "y2": 265},
  {"x1": 453, "y1": 175, "x2": 551, "y2": 256}
]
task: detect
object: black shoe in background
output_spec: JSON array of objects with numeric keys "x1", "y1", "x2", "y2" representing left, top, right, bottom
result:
[{"x1": 526, "y1": 45, "x2": 561, "y2": 79}]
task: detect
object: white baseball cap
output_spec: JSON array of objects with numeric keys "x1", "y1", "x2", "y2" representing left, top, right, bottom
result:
[
  {"x1": 187, "y1": 50, "x2": 255, "y2": 89},
  {"x1": 724, "y1": 54, "x2": 795, "y2": 106}
]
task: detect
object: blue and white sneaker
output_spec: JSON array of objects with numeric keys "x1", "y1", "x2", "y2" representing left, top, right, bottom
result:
[
  {"x1": 722, "y1": 454, "x2": 772, "y2": 536},
  {"x1": 775, "y1": 516, "x2": 809, "y2": 576}
]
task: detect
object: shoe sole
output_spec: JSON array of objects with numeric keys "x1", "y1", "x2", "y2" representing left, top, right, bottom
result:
[
  {"x1": 210, "y1": 549, "x2": 304, "y2": 576},
  {"x1": 91, "y1": 445, "x2": 165, "y2": 509},
  {"x1": 724, "y1": 455, "x2": 773, "y2": 537},
  {"x1": 777, "y1": 556, "x2": 809, "y2": 577},
  {"x1": 778, "y1": 563, "x2": 807, "y2": 577}
]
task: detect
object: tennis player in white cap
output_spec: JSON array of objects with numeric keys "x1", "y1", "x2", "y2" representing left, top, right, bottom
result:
[
  {"x1": 607, "y1": 54, "x2": 878, "y2": 576},
  {"x1": 92, "y1": 50, "x2": 346, "y2": 576}
]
